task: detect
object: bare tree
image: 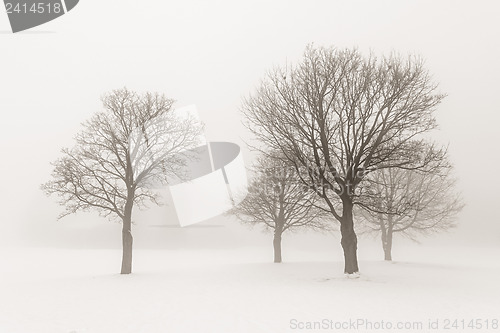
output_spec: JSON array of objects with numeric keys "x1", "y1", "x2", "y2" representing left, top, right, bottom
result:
[
  {"x1": 357, "y1": 163, "x2": 464, "y2": 261},
  {"x1": 230, "y1": 154, "x2": 330, "y2": 263},
  {"x1": 243, "y1": 46, "x2": 446, "y2": 274},
  {"x1": 42, "y1": 88, "x2": 203, "y2": 274}
]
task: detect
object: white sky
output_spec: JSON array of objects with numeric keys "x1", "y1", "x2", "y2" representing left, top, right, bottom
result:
[{"x1": 1, "y1": 0, "x2": 499, "y2": 247}]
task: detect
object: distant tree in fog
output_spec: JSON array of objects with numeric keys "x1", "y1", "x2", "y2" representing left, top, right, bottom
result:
[
  {"x1": 356, "y1": 161, "x2": 464, "y2": 260},
  {"x1": 229, "y1": 154, "x2": 330, "y2": 263},
  {"x1": 42, "y1": 88, "x2": 202, "y2": 274}
]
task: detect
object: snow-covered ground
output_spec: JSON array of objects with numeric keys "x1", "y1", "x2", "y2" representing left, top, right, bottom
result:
[{"x1": 1, "y1": 231, "x2": 499, "y2": 333}]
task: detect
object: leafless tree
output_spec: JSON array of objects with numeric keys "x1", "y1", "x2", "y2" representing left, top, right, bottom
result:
[
  {"x1": 42, "y1": 88, "x2": 203, "y2": 274},
  {"x1": 356, "y1": 162, "x2": 464, "y2": 261},
  {"x1": 243, "y1": 46, "x2": 447, "y2": 274},
  {"x1": 230, "y1": 154, "x2": 330, "y2": 263}
]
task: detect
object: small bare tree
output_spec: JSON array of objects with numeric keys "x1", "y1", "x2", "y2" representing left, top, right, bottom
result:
[
  {"x1": 42, "y1": 88, "x2": 202, "y2": 274},
  {"x1": 230, "y1": 155, "x2": 329, "y2": 263},
  {"x1": 357, "y1": 163, "x2": 464, "y2": 261},
  {"x1": 243, "y1": 46, "x2": 447, "y2": 274}
]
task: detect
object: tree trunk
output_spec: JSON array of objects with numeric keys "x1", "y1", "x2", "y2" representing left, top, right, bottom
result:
[
  {"x1": 383, "y1": 230, "x2": 393, "y2": 261},
  {"x1": 121, "y1": 226, "x2": 133, "y2": 274},
  {"x1": 340, "y1": 197, "x2": 359, "y2": 274},
  {"x1": 380, "y1": 215, "x2": 393, "y2": 261},
  {"x1": 121, "y1": 194, "x2": 134, "y2": 274},
  {"x1": 380, "y1": 220, "x2": 392, "y2": 261},
  {"x1": 273, "y1": 230, "x2": 283, "y2": 263}
]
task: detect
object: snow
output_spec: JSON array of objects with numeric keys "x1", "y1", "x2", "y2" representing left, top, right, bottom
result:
[{"x1": 1, "y1": 232, "x2": 499, "y2": 333}]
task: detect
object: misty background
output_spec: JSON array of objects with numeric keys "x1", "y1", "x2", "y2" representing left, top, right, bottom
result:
[{"x1": 1, "y1": 0, "x2": 499, "y2": 253}]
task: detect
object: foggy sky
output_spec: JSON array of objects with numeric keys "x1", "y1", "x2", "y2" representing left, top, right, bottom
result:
[{"x1": 1, "y1": 0, "x2": 499, "y2": 248}]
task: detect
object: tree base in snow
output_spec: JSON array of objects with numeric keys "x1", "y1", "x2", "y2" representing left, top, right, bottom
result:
[{"x1": 344, "y1": 272, "x2": 360, "y2": 279}]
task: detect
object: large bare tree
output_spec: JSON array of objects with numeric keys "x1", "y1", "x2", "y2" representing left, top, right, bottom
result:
[
  {"x1": 357, "y1": 163, "x2": 464, "y2": 261},
  {"x1": 230, "y1": 154, "x2": 329, "y2": 263},
  {"x1": 243, "y1": 46, "x2": 446, "y2": 274},
  {"x1": 42, "y1": 88, "x2": 202, "y2": 274}
]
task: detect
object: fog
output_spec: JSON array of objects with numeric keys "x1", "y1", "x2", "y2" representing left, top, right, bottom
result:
[{"x1": 1, "y1": 0, "x2": 499, "y2": 249}]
